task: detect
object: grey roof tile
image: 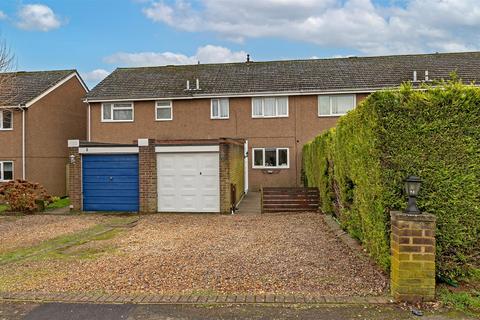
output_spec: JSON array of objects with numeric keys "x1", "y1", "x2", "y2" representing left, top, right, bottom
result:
[
  {"x1": 86, "y1": 52, "x2": 480, "y2": 101},
  {"x1": 0, "y1": 70, "x2": 76, "y2": 106}
]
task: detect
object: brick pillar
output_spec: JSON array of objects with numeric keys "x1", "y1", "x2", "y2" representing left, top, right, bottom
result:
[
  {"x1": 391, "y1": 211, "x2": 436, "y2": 302},
  {"x1": 67, "y1": 140, "x2": 81, "y2": 211},
  {"x1": 219, "y1": 140, "x2": 231, "y2": 214},
  {"x1": 138, "y1": 139, "x2": 157, "y2": 213}
]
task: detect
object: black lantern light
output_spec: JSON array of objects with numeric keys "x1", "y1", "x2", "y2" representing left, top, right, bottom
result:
[{"x1": 404, "y1": 175, "x2": 422, "y2": 214}]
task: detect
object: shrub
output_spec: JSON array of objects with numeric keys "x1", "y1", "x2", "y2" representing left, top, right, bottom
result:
[
  {"x1": 303, "y1": 81, "x2": 480, "y2": 281},
  {"x1": 0, "y1": 180, "x2": 53, "y2": 213}
]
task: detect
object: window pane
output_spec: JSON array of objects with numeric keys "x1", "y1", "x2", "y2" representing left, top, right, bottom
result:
[
  {"x1": 113, "y1": 109, "x2": 133, "y2": 120},
  {"x1": 220, "y1": 99, "x2": 229, "y2": 118},
  {"x1": 278, "y1": 149, "x2": 288, "y2": 166},
  {"x1": 211, "y1": 100, "x2": 219, "y2": 117},
  {"x1": 277, "y1": 97, "x2": 288, "y2": 116},
  {"x1": 114, "y1": 103, "x2": 133, "y2": 109},
  {"x1": 157, "y1": 101, "x2": 171, "y2": 107},
  {"x1": 264, "y1": 148, "x2": 277, "y2": 167},
  {"x1": 3, "y1": 162, "x2": 13, "y2": 180},
  {"x1": 264, "y1": 98, "x2": 276, "y2": 116},
  {"x1": 253, "y1": 149, "x2": 263, "y2": 166},
  {"x1": 103, "y1": 104, "x2": 112, "y2": 120},
  {"x1": 331, "y1": 95, "x2": 354, "y2": 114},
  {"x1": 318, "y1": 96, "x2": 330, "y2": 115},
  {"x1": 157, "y1": 107, "x2": 172, "y2": 120},
  {"x1": 252, "y1": 98, "x2": 262, "y2": 116},
  {"x1": 2, "y1": 110, "x2": 12, "y2": 129}
]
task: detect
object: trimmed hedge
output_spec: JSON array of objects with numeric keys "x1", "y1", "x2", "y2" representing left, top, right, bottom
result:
[{"x1": 303, "y1": 82, "x2": 480, "y2": 281}]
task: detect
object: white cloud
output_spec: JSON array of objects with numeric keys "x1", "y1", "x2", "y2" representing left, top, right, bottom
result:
[
  {"x1": 0, "y1": 11, "x2": 7, "y2": 20},
  {"x1": 141, "y1": 0, "x2": 480, "y2": 55},
  {"x1": 82, "y1": 69, "x2": 110, "y2": 83},
  {"x1": 104, "y1": 45, "x2": 248, "y2": 67},
  {"x1": 17, "y1": 4, "x2": 62, "y2": 31}
]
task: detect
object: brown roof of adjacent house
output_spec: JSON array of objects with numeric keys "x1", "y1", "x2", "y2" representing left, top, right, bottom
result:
[
  {"x1": 0, "y1": 70, "x2": 78, "y2": 106},
  {"x1": 86, "y1": 51, "x2": 480, "y2": 101}
]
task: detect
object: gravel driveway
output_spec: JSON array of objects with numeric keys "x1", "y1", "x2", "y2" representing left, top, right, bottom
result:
[{"x1": 0, "y1": 213, "x2": 387, "y2": 297}]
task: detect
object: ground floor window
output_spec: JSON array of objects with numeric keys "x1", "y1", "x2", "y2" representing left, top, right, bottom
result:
[
  {"x1": 252, "y1": 148, "x2": 289, "y2": 169},
  {"x1": 0, "y1": 161, "x2": 13, "y2": 181}
]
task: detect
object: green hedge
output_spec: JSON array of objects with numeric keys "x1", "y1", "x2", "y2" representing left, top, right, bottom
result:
[{"x1": 303, "y1": 82, "x2": 480, "y2": 281}]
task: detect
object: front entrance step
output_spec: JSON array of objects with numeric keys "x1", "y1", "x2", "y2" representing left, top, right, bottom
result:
[{"x1": 261, "y1": 187, "x2": 319, "y2": 213}]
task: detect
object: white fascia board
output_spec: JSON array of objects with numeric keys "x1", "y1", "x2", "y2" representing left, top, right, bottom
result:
[
  {"x1": 82, "y1": 83, "x2": 480, "y2": 103},
  {"x1": 138, "y1": 138, "x2": 149, "y2": 146},
  {"x1": 85, "y1": 88, "x2": 382, "y2": 103},
  {"x1": 155, "y1": 145, "x2": 219, "y2": 153},
  {"x1": 79, "y1": 147, "x2": 139, "y2": 154},
  {"x1": 0, "y1": 105, "x2": 23, "y2": 109},
  {"x1": 25, "y1": 72, "x2": 89, "y2": 108},
  {"x1": 68, "y1": 140, "x2": 80, "y2": 148}
]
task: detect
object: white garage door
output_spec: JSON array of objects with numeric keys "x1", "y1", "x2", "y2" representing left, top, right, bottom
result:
[{"x1": 157, "y1": 152, "x2": 220, "y2": 212}]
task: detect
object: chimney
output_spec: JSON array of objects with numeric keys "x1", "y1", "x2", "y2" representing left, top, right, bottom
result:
[
  {"x1": 186, "y1": 80, "x2": 190, "y2": 90},
  {"x1": 246, "y1": 54, "x2": 250, "y2": 63},
  {"x1": 196, "y1": 78, "x2": 200, "y2": 90},
  {"x1": 413, "y1": 70, "x2": 417, "y2": 82},
  {"x1": 425, "y1": 70, "x2": 429, "y2": 81}
]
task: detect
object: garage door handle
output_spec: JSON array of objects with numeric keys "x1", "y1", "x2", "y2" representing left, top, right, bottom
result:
[
  {"x1": 199, "y1": 172, "x2": 202, "y2": 175},
  {"x1": 109, "y1": 176, "x2": 113, "y2": 181}
]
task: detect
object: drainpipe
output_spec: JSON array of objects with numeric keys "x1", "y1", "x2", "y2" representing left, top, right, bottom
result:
[
  {"x1": 21, "y1": 106, "x2": 26, "y2": 180},
  {"x1": 87, "y1": 102, "x2": 91, "y2": 141}
]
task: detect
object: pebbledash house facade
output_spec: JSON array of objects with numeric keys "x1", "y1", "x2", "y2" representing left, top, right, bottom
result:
[{"x1": 68, "y1": 52, "x2": 480, "y2": 214}]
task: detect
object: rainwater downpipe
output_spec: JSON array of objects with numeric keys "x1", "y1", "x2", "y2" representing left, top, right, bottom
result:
[{"x1": 21, "y1": 106, "x2": 26, "y2": 180}]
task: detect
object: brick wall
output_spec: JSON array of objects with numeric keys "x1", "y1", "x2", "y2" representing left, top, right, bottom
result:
[
  {"x1": 68, "y1": 146, "x2": 81, "y2": 211},
  {"x1": 139, "y1": 139, "x2": 157, "y2": 213},
  {"x1": 390, "y1": 211, "x2": 436, "y2": 302},
  {"x1": 219, "y1": 139, "x2": 245, "y2": 214}
]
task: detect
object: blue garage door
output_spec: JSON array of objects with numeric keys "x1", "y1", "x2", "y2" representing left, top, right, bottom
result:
[{"x1": 82, "y1": 154, "x2": 139, "y2": 212}]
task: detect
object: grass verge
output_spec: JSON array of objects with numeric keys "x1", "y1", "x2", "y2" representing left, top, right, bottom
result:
[
  {"x1": 0, "y1": 217, "x2": 136, "y2": 265},
  {"x1": 46, "y1": 197, "x2": 70, "y2": 210},
  {"x1": 438, "y1": 273, "x2": 480, "y2": 317}
]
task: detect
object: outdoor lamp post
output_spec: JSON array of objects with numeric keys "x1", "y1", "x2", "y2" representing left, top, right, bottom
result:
[{"x1": 404, "y1": 175, "x2": 422, "y2": 214}]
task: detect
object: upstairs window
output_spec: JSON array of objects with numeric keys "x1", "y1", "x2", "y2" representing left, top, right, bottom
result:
[
  {"x1": 0, "y1": 161, "x2": 13, "y2": 181},
  {"x1": 211, "y1": 98, "x2": 229, "y2": 119},
  {"x1": 318, "y1": 94, "x2": 355, "y2": 116},
  {"x1": 102, "y1": 103, "x2": 134, "y2": 122},
  {"x1": 252, "y1": 148, "x2": 289, "y2": 169},
  {"x1": 0, "y1": 110, "x2": 12, "y2": 130},
  {"x1": 156, "y1": 100, "x2": 173, "y2": 121},
  {"x1": 252, "y1": 97, "x2": 288, "y2": 118}
]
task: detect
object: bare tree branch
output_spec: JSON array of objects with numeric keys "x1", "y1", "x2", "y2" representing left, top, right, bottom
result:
[{"x1": 0, "y1": 37, "x2": 17, "y2": 106}]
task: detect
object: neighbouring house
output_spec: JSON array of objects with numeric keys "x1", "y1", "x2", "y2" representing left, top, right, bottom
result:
[
  {"x1": 0, "y1": 70, "x2": 88, "y2": 196},
  {"x1": 69, "y1": 51, "x2": 480, "y2": 213}
]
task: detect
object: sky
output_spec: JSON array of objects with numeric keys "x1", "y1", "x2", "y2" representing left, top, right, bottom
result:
[{"x1": 0, "y1": 0, "x2": 479, "y2": 88}]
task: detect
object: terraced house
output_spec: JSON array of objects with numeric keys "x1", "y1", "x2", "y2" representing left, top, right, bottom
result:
[
  {"x1": 0, "y1": 70, "x2": 88, "y2": 195},
  {"x1": 69, "y1": 51, "x2": 480, "y2": 214}
]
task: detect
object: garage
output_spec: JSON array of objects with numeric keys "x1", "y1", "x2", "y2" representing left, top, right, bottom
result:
[
  {"x1": 157, "y1": 152, "x2": 220, "y2": 212},
  {"x1": 82, "y1": 154, "x2": 139, "y2": 212}
]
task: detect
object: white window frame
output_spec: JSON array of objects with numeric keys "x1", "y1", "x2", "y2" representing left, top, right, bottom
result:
[
  {"x1": 0, "y1": 110, "x2": 13, "y2": 130},
  {"x1": 0, "y1": 161, "x2": 14, "y2": 181},
  {"x1": 155, "y1": 100, "x2": 173, "y2": 121},
  {"x1": 318, "y1": 94, "x2": 356, "y2": 117},
  {"x1": 252, "y1": 147, "x2": 289, "y2": 169},
  {"x1": 251, "y1": 97, "x2": 289, "y2": 118},
  {"x1": 101, "y1": 102, "x2": 134, "y2": 122},
  {"x1": 210, "y1": 98, "x2": 230, "y2": 120}
]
